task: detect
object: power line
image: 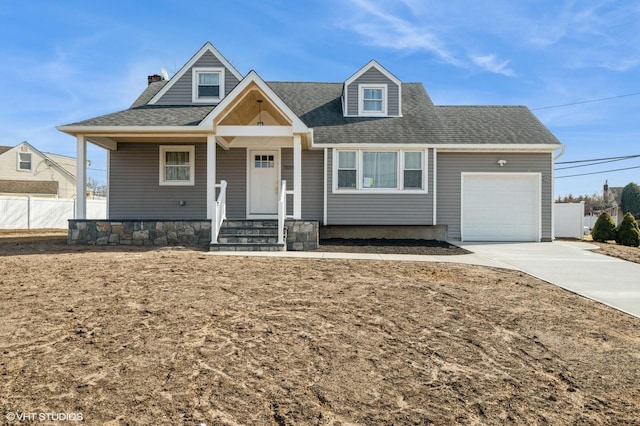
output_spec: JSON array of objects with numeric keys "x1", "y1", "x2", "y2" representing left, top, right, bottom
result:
[
  {"x1": 532, "y1": 92, "x2": 640, "y2": 111},
  {"x1": 555, "y1": 155, "x2": 640, "y2": 170},
  {"x1": 556, "y1": 164, "x2": 640, "y2": 179},
  {"x1": 556, "y1": 154, "x2": 640, "y2": 165}
]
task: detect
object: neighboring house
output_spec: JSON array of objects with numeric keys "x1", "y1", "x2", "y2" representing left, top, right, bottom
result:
[
  {"x1": 0, "y1": 141, "x2": 77, "y2": 198},
  {"x1": 58, "y1": 42, "x2": 563, "y2": 249}
]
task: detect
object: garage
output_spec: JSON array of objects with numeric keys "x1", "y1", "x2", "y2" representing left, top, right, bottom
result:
[{"x1": 461, "y1": 173, "x2": 541, "y2": 242}]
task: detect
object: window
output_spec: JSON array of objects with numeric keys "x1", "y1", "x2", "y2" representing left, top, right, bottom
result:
[
  {"x1": 254, "y1": 154, "x2": 275, "y2": 168},
  {"x1": 362, "y1": 152, "x2": 397, "y2": 188},
  {"x1": 359, "y1": 84, "x2": 387, "y2": 116},
  {"x1": 337, "y1": 151, "x2": 357, "y2": 189},
  {"x1": 192, "y1": 68, "x2": 225, "y2": 103},
  {"x1": 159, "y1": 146, "x2": 195, "y2": 186},
  {"x1": 334, "y1": 149, "x2": 426, "y2": 192},
  {"x1": 17, "y1": 152, "x2": 32, "y2": 171},
  {"x1": 403, "y1": 152, "x2": 423, "y2": 189}
]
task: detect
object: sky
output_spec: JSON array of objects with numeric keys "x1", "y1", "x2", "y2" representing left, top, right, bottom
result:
[{"x1": 1, "y1": 0, "x2": 639, "y2": 197}]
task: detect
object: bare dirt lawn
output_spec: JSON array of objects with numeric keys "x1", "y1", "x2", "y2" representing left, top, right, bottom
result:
[{"x1": 1, "y1": 232, "x2": 639, "y2": 425}]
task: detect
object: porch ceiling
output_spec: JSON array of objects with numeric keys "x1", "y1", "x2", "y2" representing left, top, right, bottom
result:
[{"x1": 218, "y1": 83, "x2": 291, "y2": 127}]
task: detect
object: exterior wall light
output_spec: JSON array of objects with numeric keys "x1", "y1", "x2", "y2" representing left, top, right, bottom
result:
[{"x1": 497, "y1": 159, "x2": 507, "y2": 167}]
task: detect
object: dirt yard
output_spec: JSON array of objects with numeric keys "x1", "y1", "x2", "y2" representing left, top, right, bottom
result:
[{"x1": 1, "y1": 232, "x2": 639, "y2": 425}]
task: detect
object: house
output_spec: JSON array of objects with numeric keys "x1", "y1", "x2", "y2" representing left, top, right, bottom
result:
[
  {"x1": 58, "y1": 42, "x2": 563, "y2": 250},
  {"x1": 0, "y1": 141, "x2": 77, "y2": 198}
]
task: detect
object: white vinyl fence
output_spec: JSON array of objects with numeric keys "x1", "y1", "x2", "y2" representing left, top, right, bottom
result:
[
  {"x1": 0, "y1": 196, "x2": 106, "y2": 229},
  {"x1": 554, "y1": 202, "x2": 585, "y2": 239}
]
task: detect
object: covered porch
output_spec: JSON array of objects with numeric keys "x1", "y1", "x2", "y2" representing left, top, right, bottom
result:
[{"x1": 63, "y1": 72, "x2": 317, "y2": 250}]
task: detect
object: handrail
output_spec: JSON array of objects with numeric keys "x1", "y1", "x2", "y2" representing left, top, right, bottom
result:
[
  {"x1": 211, "y1": 180, "x2": 227, "y2": 244},
  {"x1": 278, "y1": 180, "x2": 286, "y2": 245}
]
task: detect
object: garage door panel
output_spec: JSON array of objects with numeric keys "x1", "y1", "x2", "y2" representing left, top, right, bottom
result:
[{"x1": 462, "y1": 174, "x2": 540, "y2": 242}]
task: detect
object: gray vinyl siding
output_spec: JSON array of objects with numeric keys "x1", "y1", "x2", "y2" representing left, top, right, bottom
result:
[
  {"x1": 326, "y1": 148, "x2": 433, "y2": 225},
  {"x1": 436, "y1": 152, "x2": 553, "y2": 240},
  {"x1": 301, "y1": 149, "x2": 324, "y2": 221},
  {"x1": 281, "y1": 148, "x2": 294, "y2": 216},
  {"x1": 346, "y1": 67, "x2": 400, "y2": 116},
  {"x1": 155, "y1": 51, "x2": 240, "y2": 105},
  {"x1": 109, "y1": 143, "x2": 207, "y2": 219},
  {"x1": 216, "y1": 147, "x2": 246, "y2": 219}
]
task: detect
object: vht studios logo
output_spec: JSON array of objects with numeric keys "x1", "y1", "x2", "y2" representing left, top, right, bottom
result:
[{"x1": 5, "y1": 412, "x2": 84, "y2": 422}]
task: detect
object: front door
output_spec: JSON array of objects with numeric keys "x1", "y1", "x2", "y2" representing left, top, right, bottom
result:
[{"x1": 248, "y1": 150, "x2": 279, "y2": 217}]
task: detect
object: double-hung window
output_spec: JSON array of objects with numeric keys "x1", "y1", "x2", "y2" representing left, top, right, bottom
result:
[
  {"x1": 192, "y1": 68, "x2": 225, "y2": 103},
  {"x1": 359, "y1": 84, "x2": 386, "y2": 115},
  {"x1": 17, "y1": 152, "x2": 32, "y2": 171},
  {"x1": 159, "y1": 146, "x2": 195, "y2": 186},
  {"x1": 335, "y1": 150, "x2": 426, "y2": 192},
  {"x1": 337, "y1": 151, "x2": 357, "y2": 188}
]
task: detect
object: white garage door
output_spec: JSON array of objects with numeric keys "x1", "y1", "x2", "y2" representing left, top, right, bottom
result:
[{"x1": 462, "y1": 173, "x2": 540, "y2": 242}]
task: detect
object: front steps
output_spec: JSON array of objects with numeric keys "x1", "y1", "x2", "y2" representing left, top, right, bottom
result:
[{"x1": 209, "y1": 220, "x2": 286, "y2": 252}]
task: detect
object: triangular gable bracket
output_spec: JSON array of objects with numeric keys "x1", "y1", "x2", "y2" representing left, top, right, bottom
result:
[{"x1": 200, "y1": 70, "x2": 309, "y2": 135}]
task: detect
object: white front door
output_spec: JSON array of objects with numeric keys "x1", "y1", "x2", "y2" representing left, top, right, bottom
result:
[{"x1": 248, "y1": 150, "x2": 279, "y2": 217}]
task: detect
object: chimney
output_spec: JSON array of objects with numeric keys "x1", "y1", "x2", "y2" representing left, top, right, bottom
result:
[
  {"x1": 603, "y1": 180, "x2": 609, "y2": 198},
  {"x1": 147, "y1": 74, "x2": 163, "y2": 85}
]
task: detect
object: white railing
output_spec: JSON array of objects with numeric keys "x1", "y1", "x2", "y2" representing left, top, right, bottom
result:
[
  {"x1": 278, "y1": 180, "x2": 286, "y2": 244},
  {"x1": 211, "y1": 180, "x2": 227, "y2": 244}
]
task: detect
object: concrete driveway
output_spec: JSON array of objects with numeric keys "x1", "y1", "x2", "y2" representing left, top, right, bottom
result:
[{"x1": 457, "y1": 241, "x2": 640, "y2": 318}]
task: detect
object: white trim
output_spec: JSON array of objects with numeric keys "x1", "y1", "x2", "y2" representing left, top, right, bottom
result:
[
  {"x1": 246, "y1": 148, "x2": 281, "y2": 219},
  {"x1": 159, "y1": 145, "x2": 196, "y2": 186},
  {"x1": 460, "y1": 172, "x2": 542, "y2": 242},
  {"x1": 75, "y1": 135, "x2": 87, "y2": 219},
  {"x1": 216, "y1": 125, "x2": 293, "y2": 137},
  {"x1": 106, "y1": 149, "x2": 111, "y2": 219},
  {"x1": 312, "y1": 142, "x2": 561, "y2": 151},
  {"x1": 332, "y1": 148, "x2": 429, "y2": 194},
  {"x1": 206, "y1": 135, "x2": 216, "y2": 219},
  {"x1": 148, "y1": 42, "x2": 243, "y2": 105},
  {"x1": 17, "y1": 152, "x2": 32, "y2": 172},
  {"x1": 358, "y1": 84, "x2": 387, "y2": 116},
  {"x1": 293, "y1": 135, "x2": 302, "y2": 219},
  {"x1": 202, "y1": 70, "x2": 310, "y2": 134},
  {"x1": 323, "y1": 147, "x2": 328, "y2": 226},
  {"x1": 433, "y1": 148, "x2": 437, "y2": 225},
  {"x1": 192, "y1": 67, "x2": 225, "y2": 104},
  {"x1": 344, "y1": 59, "x2": 402, "y2": 88}
]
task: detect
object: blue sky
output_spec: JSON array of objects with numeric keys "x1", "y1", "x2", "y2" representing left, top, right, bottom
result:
[{"x1": 1, "y1": 0, "x2": 639, "y2": 197}]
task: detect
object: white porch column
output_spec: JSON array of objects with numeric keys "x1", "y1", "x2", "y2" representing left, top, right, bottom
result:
[
  {"x1": 206, "y1": 134, "x2": 217, "y2": 219},
  {"x1": 75, "y1": 135, "x2": 87, "y2": 219},
  {"x1": 293, "y1": 134, "x2": 302, "y2": 219}
]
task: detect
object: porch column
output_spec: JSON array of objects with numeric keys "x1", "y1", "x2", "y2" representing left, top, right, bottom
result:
[
  {"x1": 206, "y1": 134, "x2": 217, "y2": 219},
  {"x1": 75, "y1": 135, "x2": 87, "y2": 219},
  {"x1": 293, "y1": 134, "x2": 302, "y2": 219}
]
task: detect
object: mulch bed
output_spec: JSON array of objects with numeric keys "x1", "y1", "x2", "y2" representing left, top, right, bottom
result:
[{"x1": 317, "y1": 238, "x2": 470, "y2": 255}]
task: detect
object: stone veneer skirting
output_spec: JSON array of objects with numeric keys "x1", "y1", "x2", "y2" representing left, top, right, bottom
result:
[{"x1": 68, "y1": 219, "x2": 319, "y2": 250}]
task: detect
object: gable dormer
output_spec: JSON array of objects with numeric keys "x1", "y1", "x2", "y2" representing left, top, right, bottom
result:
[
  {"x1": 342, "y1": 60, "x2": 402, "y2": 117},
  {"x1": 148, "y1": 42, "x2": 243, "y2": 105}
]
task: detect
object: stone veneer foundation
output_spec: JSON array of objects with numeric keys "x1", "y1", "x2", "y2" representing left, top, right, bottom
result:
[{"x1": 68, "y1": 219, "x2": 319, "y2": 251}]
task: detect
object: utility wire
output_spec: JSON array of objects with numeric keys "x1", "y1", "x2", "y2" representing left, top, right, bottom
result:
[
  {"x1": 556, "y1": 154, "x2": 640, "y2": 165},
  {"x1": 556, "y1": 156, "x2": 640, "y2": 170},
  {"x1": 556, "y1": 164, "x2": 640, "y2": 179},
  {"x1": 532, "y1": 92, "x2": 640, "y2": 110}
]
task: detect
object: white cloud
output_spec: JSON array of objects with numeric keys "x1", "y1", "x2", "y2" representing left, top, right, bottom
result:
[{"x1": 470, "y1": 54, "x2": 515, "y2": 77}]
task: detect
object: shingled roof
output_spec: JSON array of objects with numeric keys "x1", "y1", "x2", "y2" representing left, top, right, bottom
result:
[
  {"x1": 62, "y1": 79, "x2": 560, "y2": 147},
  {"x1": 0, "y1": 146, "x2": 12, "y2": 155},
  {"x1": 0, "y1": 180, "x2": 58, "y2": 195}
]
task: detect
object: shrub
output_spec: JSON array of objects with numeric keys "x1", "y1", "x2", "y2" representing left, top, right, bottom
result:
[
  {"x1": 620, "y1": 183, "x2": 640, "y2": 218},
  {"x1": 615, "y1": 212, "x2": 640, "y2": 247},
  {"x1": 591, "y1": 212, "x2": 617, "y2": 242}
]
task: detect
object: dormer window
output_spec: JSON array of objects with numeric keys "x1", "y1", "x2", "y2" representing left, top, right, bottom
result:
[
  {"x1": 359, "y1": 84, "x2": 387, "y2": 116},
  {"x1": 192, "y1": 67, "x2": 225, "y2": 103}
]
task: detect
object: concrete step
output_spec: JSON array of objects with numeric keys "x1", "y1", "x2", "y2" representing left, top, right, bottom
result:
[
  {"x1": 217, "y1": 235, "x2": 280, "y2": 244},
  {"x1": 209, "y1": 242, "x2": 286, "y2": 252},
  {"x1": 221, "y1": 220, "x2": 278, "y2": 229}
]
